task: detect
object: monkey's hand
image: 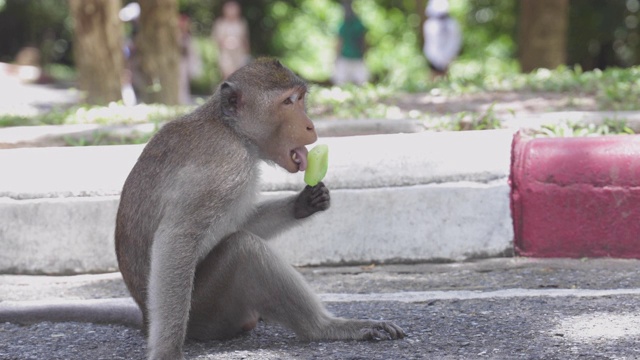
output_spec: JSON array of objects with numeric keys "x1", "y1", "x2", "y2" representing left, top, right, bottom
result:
[{"x1": 294, "y1": 182, "x2": 330, "y2": 219}]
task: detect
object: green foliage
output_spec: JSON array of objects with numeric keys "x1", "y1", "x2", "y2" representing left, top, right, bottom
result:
[
  {"x1": 63, "y1": 128, "x2": 156, "y2": 147},
  {"x1": 69, "y1": 103, "x2": 191, "y2": 125},
  {"x1": 568, "y1": 1, "x2": 640, "y2": 70},
  {"x1": 178, "y1": 0, "x2": 214, "y2": 35},
  {"x1": 464, "y1": 103, "x2": 503, "y2": 130},
  {"x1": 3, "y1": 65, "x2": 639, "y2": 132},
  {"x1": 45, "y1": 63, "x2": 76, "y2": 83},
  {"x1": 0, "y1": 103, "x2": 194, "y2": 128},
  {"x1": 435, "y1": 103, "x2": 504, "y2": 131},
  {"x1": 420, "y1": 65, "x2": 640, "y2": 111},
  {"x1": 595, "y1": 67, "x2": 640, "y2": 110},
  {"x1": 2, "y1": 0, "x2": 639, "y2": 94},
  {"x1": 464, "y1": 0, "x2": 517, "y2": 54},
  {"x1": 536, "y1": 119, "x2": 635, "y2": 138},
  {"x1": 0, "y1": 114, "x2": 33, "y2": 127},
  {"x1": 268, "y1": 0, "x2": 341, "y2": 82},
  {"x1": 0, "y1": 0, "x2": 72, "y2": 64},
  {"x1": 189, "y1": 37, "x2": 221, "y2": 94},
  {"x1": 307, "y1": 83, "x2": 396, "y2": 119},
  {"x1": 413, "y1": 0, "x2": 520, "y2": 91},
  {"x1": 358, "y1": 1, "x2": 427, "y2": 89}
]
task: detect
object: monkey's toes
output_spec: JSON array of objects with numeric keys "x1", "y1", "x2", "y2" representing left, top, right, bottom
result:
[
  {"x1": 387, "y1": 323, "x2": 406, "y2": 339},
  {"x1": 361, "y1": 322, "x2": 405, "y2": 340}
]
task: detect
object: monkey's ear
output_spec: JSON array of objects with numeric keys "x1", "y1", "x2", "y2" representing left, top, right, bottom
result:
[{"x1": 220, "y1": 81, "x2": 241, "y2": 117}]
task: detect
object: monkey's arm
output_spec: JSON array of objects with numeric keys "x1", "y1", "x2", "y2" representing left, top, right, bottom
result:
[
  {"x1": 244, "y1": 183, "x2": 330, "y2": 240},
  {"x1": 147, "y1": 223, "x2": 199, "y2": 359}
]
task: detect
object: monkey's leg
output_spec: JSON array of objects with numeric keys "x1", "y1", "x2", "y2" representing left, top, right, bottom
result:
[{"x1": 188, "y1": 230, "x2": 404, "y2": 341}]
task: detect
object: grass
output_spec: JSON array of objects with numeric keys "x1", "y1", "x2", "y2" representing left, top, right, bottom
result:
[
  {"x1": 534, "y1": 118, "x2": 635, "y2": 138},
  {"x1": 0, "y1": 102, "x2": 194, "y2": 128},
  {"x1": 1, "y1": 65, "x2": 639, "y2": 146},
  {"x1": 428, "y1": 103, "x2": 505, "y2": 131},
  {"x1": 305, "y1": 65, "x2": 640, "y2": 122},
  {"x1": 63, "y1": 128, "x2": 156, "y2": 146},
  {"x1": 0, "y1": 114, "x2": 36, "y2": 127},
  {"x1": 425, "y1": 64, "x2": 640, "y2": 111},
  {"x1": 307, "y1": 83, "x2": 396, "y2": 119}
]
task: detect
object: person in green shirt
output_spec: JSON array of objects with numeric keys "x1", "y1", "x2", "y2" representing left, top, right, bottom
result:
[{"x1": 332, "y1": 1, "x2": 369, "y2": 85}]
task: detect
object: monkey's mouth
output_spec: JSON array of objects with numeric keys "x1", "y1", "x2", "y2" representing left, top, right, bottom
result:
[{"x1": 290, "y1": 147, "x2": 308, "y2": 172}]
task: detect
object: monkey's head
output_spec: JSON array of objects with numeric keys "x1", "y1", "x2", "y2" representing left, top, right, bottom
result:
[{"x1": 218, "y1": 58, "x2": 318, "y2": 173}]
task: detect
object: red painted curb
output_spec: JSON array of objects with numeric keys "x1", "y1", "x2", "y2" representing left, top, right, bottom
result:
[{"x1": 510, "y1": 131, "x2": 640, "y2": 258}]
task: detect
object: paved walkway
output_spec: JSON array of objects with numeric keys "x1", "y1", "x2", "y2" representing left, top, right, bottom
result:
[
  {"x1": 0, "y1": 75, "x2": 79, "y2": 117},
  {"x1": 2, "y1": 258, "x2": 640, "y2": 359}
]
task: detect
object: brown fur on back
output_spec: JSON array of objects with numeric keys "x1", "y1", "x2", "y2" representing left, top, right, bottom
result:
[{"x1": 115, "y1": 97, "x2": 257, "y2": 324}]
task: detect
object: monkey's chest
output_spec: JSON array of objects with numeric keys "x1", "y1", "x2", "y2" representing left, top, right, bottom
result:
[{"x1": 197, "y1": 177, "x2": 258, "y2": 260}]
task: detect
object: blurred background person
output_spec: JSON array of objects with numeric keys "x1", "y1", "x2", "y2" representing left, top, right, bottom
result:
[
  {"x1": 119, "y1": 2, "x2": 141, "y2": 105},
  {"x1": 332, "y1": 0, "x2": 368, "y2": 86},
  {"x1": 212, "y1": 1, "x2": 250, "y2": 79},
  {"x1": 423, "y1": 0, "x2": 462, "y2": 80},
  {"x1": 178, "y1": 14, "x2": 201, "y2": 104}
]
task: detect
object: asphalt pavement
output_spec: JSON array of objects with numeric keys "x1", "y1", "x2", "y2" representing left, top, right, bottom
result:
[{"x1": 2, "y1": 258, "x2": 640, "y2": 360}]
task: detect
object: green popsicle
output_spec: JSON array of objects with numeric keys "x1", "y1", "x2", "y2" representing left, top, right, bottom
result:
[{"x1": 304, "y1": 144, "x2": 329, "y2": 186}]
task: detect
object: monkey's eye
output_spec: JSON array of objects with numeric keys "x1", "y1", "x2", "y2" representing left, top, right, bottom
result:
[{"x1": 284, "y1": 93, "x2": 299, "y2": 105}]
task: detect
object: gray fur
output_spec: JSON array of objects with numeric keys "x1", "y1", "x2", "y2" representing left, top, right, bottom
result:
[{"x1": 0, "y1": 59, "x2": 404, "y2": 360}]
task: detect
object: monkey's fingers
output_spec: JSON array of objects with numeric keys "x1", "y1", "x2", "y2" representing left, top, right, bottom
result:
[
  {"x1": 310, "y1": 200, "x2": 330, "y2": 212},
  {"x1": 309, "y1": 194, "x2": 330, "y2": 206},
  {"x1": 309, "y1": 188, "x2": 330, "y2": 209},
  {"x1": 309, "y1": 183, "x2": 329, "y2": 197},
  {"x1": 306, "y1": 181, "x2": 328, "y2": 190}
]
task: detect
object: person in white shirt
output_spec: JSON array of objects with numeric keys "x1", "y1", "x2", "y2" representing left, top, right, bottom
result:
[{"x1": 423, "y1": 0, "x2": 462, "y2": 79}]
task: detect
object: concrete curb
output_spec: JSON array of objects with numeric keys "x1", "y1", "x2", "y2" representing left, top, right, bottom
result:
[
  {"x1": 511, "y1": 132, "x2": 640, "y2": 258},
  {"x1": 0, "y1": 130, "x2": 514, "y2": 274}
]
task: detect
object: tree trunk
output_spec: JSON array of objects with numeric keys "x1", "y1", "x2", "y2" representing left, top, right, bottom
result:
[
  {"x1": 136, "y1": 0, "x2": 180, "y2": 105},
  {"x1": 518, "y1": 0, "x2": 569, "y2": 72},
  {"x1": 69, "y1": 0, "x2": 124, "y2": 105}
]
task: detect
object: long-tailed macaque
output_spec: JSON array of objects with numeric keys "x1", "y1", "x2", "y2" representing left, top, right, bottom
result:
[{"x1": 115, "y1": 59, "x2": 404, "y2": 359}]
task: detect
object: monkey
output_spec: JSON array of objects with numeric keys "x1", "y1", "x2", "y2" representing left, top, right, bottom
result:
[{"x1": 114, "y1": 58, "x2": 404, "y2": 359}]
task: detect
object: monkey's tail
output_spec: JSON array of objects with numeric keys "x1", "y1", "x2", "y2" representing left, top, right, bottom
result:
[{"x1": 0, "y1": 297, "x2": 143, "y2": 328}]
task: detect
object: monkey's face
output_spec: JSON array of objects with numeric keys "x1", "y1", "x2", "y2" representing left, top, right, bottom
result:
[
  {"x1": 221, "y1": 59, "x2": 317, "y2": 173},
  {"x1": 260, "y1": 87, "x2": 318, "y2": 173}
]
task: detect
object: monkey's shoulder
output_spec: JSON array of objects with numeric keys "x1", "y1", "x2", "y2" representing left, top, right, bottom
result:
[{"x1": 142, "y1": 114, "x2": 253, "y2": 164}]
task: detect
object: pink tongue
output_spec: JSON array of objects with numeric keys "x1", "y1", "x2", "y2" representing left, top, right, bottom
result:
[{"x1": 293, "y1": 147, "x2": 308, "y2": 172}]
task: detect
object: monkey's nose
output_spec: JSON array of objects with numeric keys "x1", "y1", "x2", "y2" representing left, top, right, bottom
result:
[{"x1": 305, "y1": 118, "x2": 315, "y2": 132}]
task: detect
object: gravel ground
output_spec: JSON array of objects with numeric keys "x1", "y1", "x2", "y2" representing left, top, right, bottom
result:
[
  {"x1": 2, "y1": 258, "x2": 640, "y2": 359},
  {"x1": 2, "y1": 296, "x2": 640, "y2": 360}
]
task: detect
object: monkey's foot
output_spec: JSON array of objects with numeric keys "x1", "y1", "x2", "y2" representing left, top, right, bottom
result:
[
  {"x1": 304, "y1": 318, "x2": 405, "y2": 342},
  {"x1": 360, "y1": 321, "x2": 405, "y2": 340}
]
